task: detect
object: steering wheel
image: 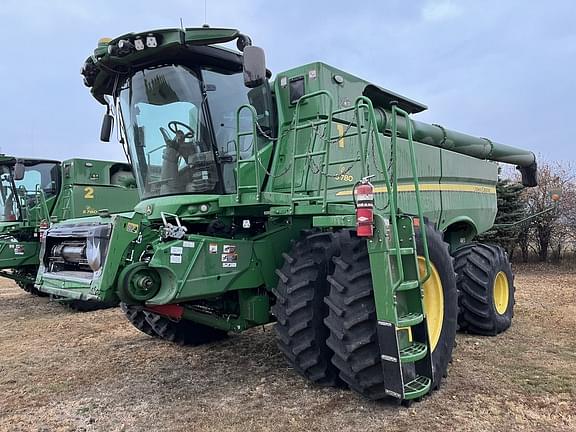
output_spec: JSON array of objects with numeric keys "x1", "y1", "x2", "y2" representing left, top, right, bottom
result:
[{"x1": 168, "y1": 121, "x2": 195, "y2": 140}]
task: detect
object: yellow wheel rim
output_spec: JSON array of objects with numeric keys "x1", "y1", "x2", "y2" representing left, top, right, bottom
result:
[
  {"x1": 493, "y1": 271, "x2": 509, "y2": 315},
  {"x1": 418, "y1": 257, "x2": 444, "y2": 352}
]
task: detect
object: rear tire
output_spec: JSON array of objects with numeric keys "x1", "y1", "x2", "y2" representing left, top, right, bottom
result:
[
  {"x1": 120, "y1": 303, "x2": 158, "y2": 337},
  {"x1": 453, "y1": 243, "x2": 515, "y2": 335},
  {"x1": 145, "y1": 314, "x2": 228, "y2": 346},
  {"x1": 271, "y1": 231, "x2": 342, "y2": 387},
  {"x1": 324, "y1": 226, "x2": 457, "y2": 400}
]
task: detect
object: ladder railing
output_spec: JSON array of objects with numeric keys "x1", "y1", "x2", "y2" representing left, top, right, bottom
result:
[
  {"x1": 35, "y1": 185, "x2": 51, "y2": 227},
  {"x1": 352, "y1": 97, "x2": 407, "y2": 289},
  {"x1": 60, "y1": 186, "x2": 73, "y2": 220},
  {"x1": 290, "y1": 90, "x2": 334, "y2": 213},
  {"x1": 390, "y1": 104, "x2": 431, "y2": 284},
  {"x1": 235, "y1": 104, "x2": 262, "y2": 203}
]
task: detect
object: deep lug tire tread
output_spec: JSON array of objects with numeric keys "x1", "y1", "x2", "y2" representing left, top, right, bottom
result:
[
  {"x1": 271, "y1": 231, "x2": 343, "y2": 387},
  {"x1": 324, "y1": 227, "x2": 458, "y2": 400},
  {"x1": 120, "y1": 302, "x2": 158, "y2": 337},
  {"x1": 453, "y1": 243, "x2": 515, "y2": 336},
  {"x1": 144, "y1": 313, "x2": 228, "y2": 346}
]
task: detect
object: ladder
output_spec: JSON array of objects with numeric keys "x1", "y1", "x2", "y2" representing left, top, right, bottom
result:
[
  {"x1": 60, "y1": 186, "x2": 73, "y2": 220},
  {"x1": 366, "y1": 104, "x2": 433, "y2": 401}
]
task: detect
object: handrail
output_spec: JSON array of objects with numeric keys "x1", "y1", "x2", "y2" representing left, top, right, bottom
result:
[
  {"x1": 291, "y1": 90, "x2": 334, "y2": 213},
  {"x1": 391, "y1": 104, "x2": 431, "y2": 284},
  {"x1": 35, "y1": 185, "x2": 51, "y2": 227},
  {"x1": 235, "y1": 104, "x2": 261, "y2": 202},
  {"x1": 353, "y1": 96, "x2": 405, "y2": 290}
]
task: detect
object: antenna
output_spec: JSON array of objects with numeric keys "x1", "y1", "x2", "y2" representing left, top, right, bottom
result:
[
  {"x1": 180, "y1": 17, "x2": 184, "y2": 31},
  {"x1": 204, "y1": 0, "x2": 207, "y2": 26}
]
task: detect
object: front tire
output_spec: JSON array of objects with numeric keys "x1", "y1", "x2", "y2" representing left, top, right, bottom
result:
[
  {"x1": 271, "y1": 231, "x2": 342, "y2": 387},
  {"x1": 453, "y1": 243, "x2": 515, "y2": 335}
]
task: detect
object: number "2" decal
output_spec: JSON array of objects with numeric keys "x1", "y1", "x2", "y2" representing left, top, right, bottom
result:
[{"x1": 84, "y1": 187, "x2": 94, "y2": 199}]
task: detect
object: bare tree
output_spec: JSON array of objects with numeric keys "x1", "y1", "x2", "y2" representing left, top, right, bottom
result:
[{"x1": 520, "y1": 160, "x2": 575, "y2": 262}]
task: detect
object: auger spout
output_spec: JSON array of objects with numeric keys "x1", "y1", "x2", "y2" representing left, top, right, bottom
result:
[{"x1": 374, "y1": 107, "x2": 537, "y2": 186}]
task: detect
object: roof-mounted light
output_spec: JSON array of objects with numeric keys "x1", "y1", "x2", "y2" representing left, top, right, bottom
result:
[
  {"x1": 146, "y1": 34, "x2": 158, "y2": 48},
  {"x1": 107, "y1": 39, "x2": 135, "y2": 57},
  {"x1": 134, "y1": 37, "x2": 145, "y2": 51}
]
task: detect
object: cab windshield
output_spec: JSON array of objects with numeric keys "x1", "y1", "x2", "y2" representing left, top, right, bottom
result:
[
  {"x1": 119, "y1": 64, "x2": 272, "y2": 199},
  {"x1": 0, "y1": 162, "x2": 59, "y2": 222}
]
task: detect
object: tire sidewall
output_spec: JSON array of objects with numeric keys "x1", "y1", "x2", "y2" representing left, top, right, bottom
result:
[
  {"x1": 486, "y1": 247, "x2": 514, "y2": 332},
  {"x1": 416, "y1": 224, "x2": 458, "y2": 388}
]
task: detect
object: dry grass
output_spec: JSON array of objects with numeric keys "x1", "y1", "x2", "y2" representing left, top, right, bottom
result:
[{"x1": 0, "y1": 264, "x2": 574, "y2": 432}]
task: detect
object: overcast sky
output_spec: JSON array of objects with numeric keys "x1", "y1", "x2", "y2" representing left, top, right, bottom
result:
[{"x1": 0, "y1": 0, "x2": 574, "y2": 165}]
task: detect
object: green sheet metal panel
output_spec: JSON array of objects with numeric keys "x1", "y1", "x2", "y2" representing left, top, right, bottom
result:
[{"x1": 438, "y1": 150, "x2": 498, "y2": 236}]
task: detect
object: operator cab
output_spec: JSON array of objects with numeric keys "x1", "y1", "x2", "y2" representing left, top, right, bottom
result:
[
  {"x1": 115, "y1": 46, "x2": 274, "y2": 200},
  {"x1": 0, "y1": 158, "x2": 61, "y2": 222}
]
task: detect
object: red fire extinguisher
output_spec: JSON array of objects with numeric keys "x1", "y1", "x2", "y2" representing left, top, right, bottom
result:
[{"x1": 354, "y1": 176, "x2": 375, "y2": 237}]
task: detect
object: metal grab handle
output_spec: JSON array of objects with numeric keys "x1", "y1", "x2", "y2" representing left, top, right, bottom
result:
[
  {"x1": 235, "y1": 104, "x2": 261, "y2": 202},
  {"x1": 35, "y1": 185, "x2": 51, "y2": 227},
  {"x1": 353, "y1": 96, "x2": 405, "y2": 289},
  {"x1": 291, "y1": 90, "x2": 334, "y2": 213}
]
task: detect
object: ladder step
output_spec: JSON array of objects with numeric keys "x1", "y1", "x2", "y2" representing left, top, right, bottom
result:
[
  {"x1": 399, "y1": 341, "x2": 428, "y2": 363},
  {"x1": 388, "y1": 247, "x2": 415, "y2": 255},
  {"x1": 396, "y1": 280, "x2": 419, "y2": 291},
  {"x1": 294, "y1": 150, "x2": 326, "y2": 159},
  {"x1": 397, "y1": 312, "x2": 424, "y2": 328},
  {"x1": 292, "y1": 195, "x2": 323, "y2": 202},
  {"x1": 404, "y1": 375, "x2": 432, "y2": 400}
]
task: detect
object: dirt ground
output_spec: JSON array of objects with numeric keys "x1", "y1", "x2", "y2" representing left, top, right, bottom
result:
[{"x1": 0, "y1": 264, "x2": 574, "y2": 432}]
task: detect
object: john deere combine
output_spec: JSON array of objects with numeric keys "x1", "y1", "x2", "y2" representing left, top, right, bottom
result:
[
  {"x1": 35, "y1": 27, "x2": 537, "y2": 402},
  {"x1": 0, "y1": 155, "x2": 138, "y2": 309}
]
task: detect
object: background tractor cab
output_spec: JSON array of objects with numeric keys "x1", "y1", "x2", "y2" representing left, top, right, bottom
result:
[{"x1": 0, "y1": 157, "x2": 60, "y2": 227}]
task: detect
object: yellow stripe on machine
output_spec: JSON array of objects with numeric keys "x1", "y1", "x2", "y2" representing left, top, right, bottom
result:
[{"x1": 335, "y1": 183, "x2": 496, "y2": 196}]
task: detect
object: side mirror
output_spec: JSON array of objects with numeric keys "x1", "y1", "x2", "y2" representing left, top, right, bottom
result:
[
  {"x1": 243, "y1": 46, "x2": 266, "y2": 88},
  {"x1": 100, "y1": 113, "x2": 114, "y2": 142},
  {"x1": 13, "y1": 161, "x2": 25, "y2": 181}
]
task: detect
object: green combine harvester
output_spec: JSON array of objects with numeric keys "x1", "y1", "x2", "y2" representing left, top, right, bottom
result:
[
  {"x1": 0, "y1": 155, "x2": 138, "y2": 310},
  {"x1": 35, "y1": 27, "x2": 538, "y2": 402}
]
